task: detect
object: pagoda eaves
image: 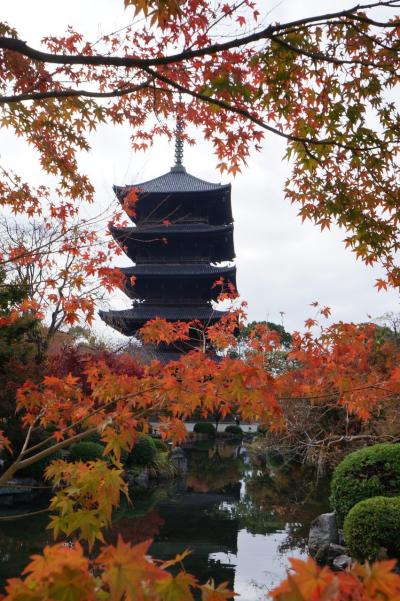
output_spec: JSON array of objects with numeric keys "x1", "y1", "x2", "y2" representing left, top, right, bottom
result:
[
  {"x1": 120, "y1": 263, "x2": 236, "y2": 303},
  {"x1": 110, "y1": 223, "x2": 235, "y2": 264},
  {"x1": 114, "y1": 168, "x2": 233, "y2": 226},
  {"x1": 99, "y1": 305, "x2": 226, "y2": 337}
]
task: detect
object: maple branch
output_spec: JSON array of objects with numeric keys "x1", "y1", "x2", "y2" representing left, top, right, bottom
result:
[
  {"x1": 277, "y1": 381, "x2": 398, "y2": 401},
  {"x1": 19, "y1": 422, "x2": 35, "y2": 458},
  {"x1": 0, "y1": 508, "x2": 49, "y2": 521},
  {"x1": 0, "y1": 390, "x2": 171, "y2": 488},
  {"x1": 265, "y1": 1, "x2": 400, "y2": 33},
  {"x1": 140, "y1": 65, "x2": 363, "y2": 151},
  {"x1": 0, "y1": 79, "x2": 153, "y2": 105},
  {"x1": 301, "y1": 143, "x2": 324, "y2": 166},
  {"x1": 0, "y1": 2, "x2": 398, "y2": 71},
  {"x1": 324, "y1": 433, "x2": 400, "y2": 447},
  {"x1": 22, "y1": 384, "x2": 162, "y2": 458},
  {"x1": 269, "y1": 32, "x2": 389, "y2": 70},
  {"x1": 0, "y1": 426, "x2": 100, "y2": 486}
]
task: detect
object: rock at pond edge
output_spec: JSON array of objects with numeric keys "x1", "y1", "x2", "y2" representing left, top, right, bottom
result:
[
  {"x1": 333, "y1": 554, "x2": 352, "y2": 571},
  {"x1": 315, "y1": 543, "x2": 347, "y2": 565},
  {"x1": 308, "y1": 512, "x2": 339, "y2": 557}
]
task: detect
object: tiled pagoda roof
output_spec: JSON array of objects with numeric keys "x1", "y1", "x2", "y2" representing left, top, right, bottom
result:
[
  {"x1": 114, "y1": 167, "x2": 230, "y2": 196},
  {"x1": 99, "y1": 305, "x2": 226, "y2": 323}
]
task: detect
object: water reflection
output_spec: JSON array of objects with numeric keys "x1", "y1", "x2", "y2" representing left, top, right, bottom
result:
[
  {"x1": 111, "y1": 441, "x2": 330, "y2": 599},
  {"x1": 0, "y1": 441, "x2": 330, "y2": 599},
  {"x1": 0, "y1": 511, "x2": 50, "y2": 586}
]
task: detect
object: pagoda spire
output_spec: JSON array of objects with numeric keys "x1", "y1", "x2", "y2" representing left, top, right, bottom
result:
[{"x1": 171, "y1": 95, "x2": 186, "y2": 173}]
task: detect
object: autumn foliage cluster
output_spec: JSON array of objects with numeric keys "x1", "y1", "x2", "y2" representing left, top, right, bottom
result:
[
  {"x1": 4, "y1": 543, "x2": 400, "y2": 601},
  {"x1": 271, "y1": 557, "x2": 400, "y2": 601}
]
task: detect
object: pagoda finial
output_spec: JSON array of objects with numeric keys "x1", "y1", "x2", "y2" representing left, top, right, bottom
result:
[{"x1": 171, "y1": 94, "x2": 186, "y2": 173}]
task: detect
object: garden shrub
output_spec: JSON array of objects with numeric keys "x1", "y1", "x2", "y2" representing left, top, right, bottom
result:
[
  {"x1": 193, "y1": 422, "x2": 216, "y2": 436},
  {"x1": 126, "y1": 434, "x2": 157, "y2": 466},
  {"x1": 81, "y1": 431, "x2": 103, "y2": 445},
  {"x1": 148, "y1": 452, "x2": 176, "y2": 479},
  {"x1": 343, "y1": 496, "x2": 400, "y2": 561},
  {"x1": 330, "y1": 443, "x2": 400, "y2": 523},
  {"x1": 225, "y1": 425, "x2": 243, "y2": 436},
  {"x1": 152, "y1": 438, "x2": 168, "y2": 452},
  {"x1": 69, "y1": 441, "x2": 105, "y2": 462},
  {"x1": 20, "y1": 449, "x2": 63, "y2": 480}
]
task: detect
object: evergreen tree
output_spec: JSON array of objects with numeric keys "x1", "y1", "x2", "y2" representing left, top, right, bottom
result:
[{"x1": 0, "y1": 270, "x2": 39, "y2": 448}]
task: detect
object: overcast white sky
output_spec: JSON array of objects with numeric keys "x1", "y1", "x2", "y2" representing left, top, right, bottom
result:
[{"x1": 2, "y1": 0, "x2": 399, "y2": 336}]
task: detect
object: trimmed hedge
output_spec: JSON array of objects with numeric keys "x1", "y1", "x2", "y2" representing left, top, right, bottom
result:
[
  {"x1": 343, "y1": 496, "x2": 400, "y2": 561},
  {"x1": 330, "y1": 443, "x2": 400, "y2": 523},
  {"x1": 193, "y1": 422, "x2": 216, "y2": 437},
  {"x1": 20, "y1": 449, "x2": 63, "y2": 479},
  {"x1": 81, "y1": 431, "x2": 102, "y2": 444},
  {"x1": 69, "y1": 441, "x2": 105, "y2": 462},
  {"x1": 127, "y1": 434, "x2": 157, "y2": 466},
  {"x1": 225, "y1": 425, "x2": 243, "y2": 436}
]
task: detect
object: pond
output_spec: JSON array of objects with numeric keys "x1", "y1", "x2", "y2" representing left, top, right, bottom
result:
[{"x1": 0, "y1": 440, "x2": 330, "y2": 599}]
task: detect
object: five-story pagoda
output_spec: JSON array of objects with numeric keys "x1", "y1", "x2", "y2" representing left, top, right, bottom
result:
[{"x1": 100, "y1": 129, "x2": 237, "y2": 356}]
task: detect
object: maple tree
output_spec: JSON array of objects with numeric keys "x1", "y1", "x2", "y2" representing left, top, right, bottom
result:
[
  {"x1": 46, "y1": 337, "x2": 143, "y2": 394},
  {"x1": 266, "y1": 316, "x2": 400, "y2": 471}
]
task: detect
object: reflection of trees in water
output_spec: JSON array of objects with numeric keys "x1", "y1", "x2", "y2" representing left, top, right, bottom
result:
[
  {"x1": 151, "y1": 490, "x2": 239, "y2": 590},
  {"x1": 0, "y1": 442, "x2": 330, "y2": 593},
  {"x1": 186, "y1": 441, "x2": 245, "y2": 494},
  {"x1": 148, "y1": 442, "x2": 244, "y2": 591},
  {"x1": 111, "y1": 508, "x2": 165, "y2": 546},
  {"x1": 217, "y1": 500, "x2": 286, "y2": 536},
  {"x1": 205, "y1": 457, "x2": 330, "y2": 551},
  {"x1": 112, "y1": 445, "x2": 330, "y2": 561},
  {"x1": 108, "y1": 446, "x2": 244, "y2": 590},
  {"x1": 110, "y1": 485, "x2": 174, "y2": 545},
  {"x1": 243, "y1": 461, "x2": 330, "y2": 552},
  {"x1": 0, "y1": 511, "x2": 51, "y2": 584}
]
